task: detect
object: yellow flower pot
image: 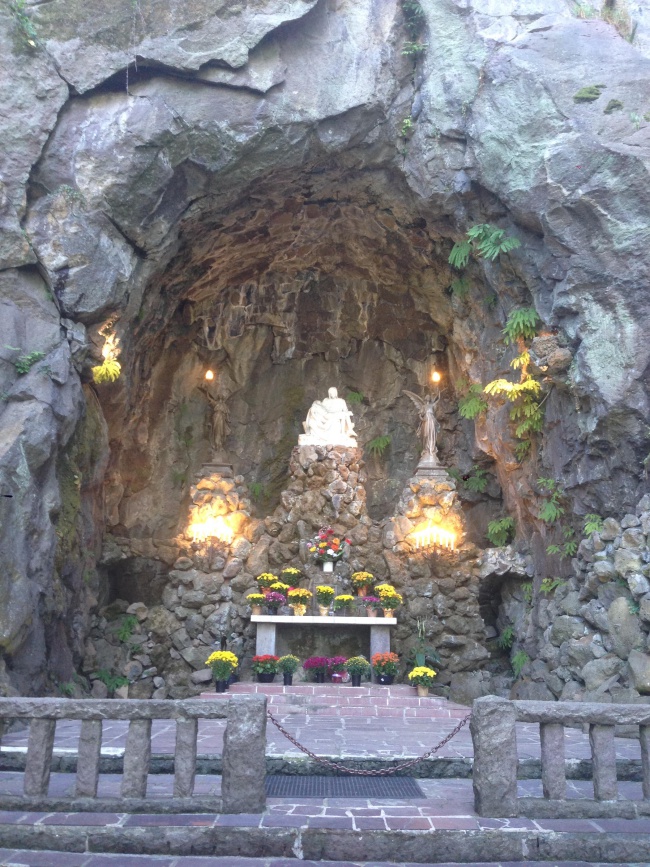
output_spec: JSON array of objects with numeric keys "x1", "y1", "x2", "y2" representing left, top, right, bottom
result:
[
  {"x1": 417, "y1": 685, "x2": 429, "y2": 698},
  {"x1": 292, "y1": 604, "x2": 307, "y2": 616},
  {"x1": 251, "y1": 605, "x2": 263, "y2": 616},
  {"x1": 382, "y1": 608, "x2": 394, "y2": 618},
  {"x1": 318, "y1": 605, "x2": 329, "y2": 617}
]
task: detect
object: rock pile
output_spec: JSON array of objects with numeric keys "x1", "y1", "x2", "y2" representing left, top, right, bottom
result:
[{"x1": 503, "y1": 494, "x2": 650, "y2": 704}]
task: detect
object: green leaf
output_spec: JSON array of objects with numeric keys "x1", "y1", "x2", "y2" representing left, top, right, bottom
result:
[
  {"x1": 367, "y1": 435, "x2": 391, "y2": 457},
  {"x1": 486, "y1": 517, "x2": 515, "y2": 547},
  {"x1": 448, "y1": 240, "x2": 472, "y2": 269},
  {"x1": 539, "y1": 500, "x2": 565, "y2": 523},
  {"x1": 346, "y1": 391, "x2": 364, "y2": 404},
  {"x1": 545, "y1": 544, "x2": 561, "y2": 555},
  {"x1": 583, "y1": 513, "x2": 604, "y2": 535},
  {"x1": 458, "y1": 384, "x2": 487, "y2": 419},
  {"x1": 450, "y1": 277, "x2": 471, "y2": 298},
  {"x1": 502, "y1": 307, "x2": 540, "y2": 344}
]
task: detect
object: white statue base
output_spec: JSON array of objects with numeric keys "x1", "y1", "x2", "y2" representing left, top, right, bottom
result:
[{"x1": 298, "y1": 433, "x2": 358, "y2": 448}]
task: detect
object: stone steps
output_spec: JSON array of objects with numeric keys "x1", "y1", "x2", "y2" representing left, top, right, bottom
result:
[{"x1": 201, "y1": 684, "x2": 468, "y2": 718}]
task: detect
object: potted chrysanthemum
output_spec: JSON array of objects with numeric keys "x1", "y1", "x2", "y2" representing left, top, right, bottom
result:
[
  {"x1": 287, "y1": 587, "x2": 312, "y2": 615},
  {"x1": 407, "y1": 665, "x2": 437, "y2": 697},
  {"x1": 371, "y1": 652, "x2": 400, "y2": 685},
  {"x1": 264, "y1": 591, "x2": 286, "y2": 613},
  {"x1": 251, "y1": 654, "x2": 280, "y2": 683},
  {"x1": 350, "y1": 571, "x2": 374, "y2": 596},
  {"x1": 360, "y1": 595, "x2": 381, "y2": 618},
  {"x1": 303, "y1": 656, "x2": 329, "y2": 683},
  {"x1": 256, "y1": 572, "x2": 279, "y2": 593},
  {"x1": 315, "y1": 585, "x2": 335, "y2": 615},
  {"x1": 281, "y1": 566, "x2": 303, "y2": 583},
  {"x1": 277, "y1": 654, "x2": 301, "y2": 686},
  {"x1": 246, "y1": 592, "x2": 266, "y2": 615},
  {"x1": 344, "y1": 655, "x2": 371, "y2": 687},
  {"x1": 327, "y1": 655, "x2": 347, "y2": 684},
  {"x1": 374, "y1": 583, "x2": 403, "y2": 617},
  {"x1": 333, "y1": 594, "x2": 355, "y2": 615},
  {"x1": 205, "y1": 650, "x2": 239, "y2": 692}
]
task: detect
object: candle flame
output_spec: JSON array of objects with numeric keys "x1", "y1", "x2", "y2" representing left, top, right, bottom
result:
[
  {"x1": 205, "y1": 369, "x2": 215, "y2": 381},
  {"x1": 431, "y1": 370, "x2": 441, "y2": 384},
  {"x1": 189, "y1": 514, "x2": 233, "y2": 544},
  {"x1": 410, "y1": 522, "x2": 456, "y2": 551}
]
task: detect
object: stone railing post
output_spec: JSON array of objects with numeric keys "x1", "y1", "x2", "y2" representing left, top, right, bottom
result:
[
  {"x1": 221, "y1": 695, "x2": 267, "y2": 813},
  {"x1": 471, "y1": 695, "x2": 518, "y2": 817}
]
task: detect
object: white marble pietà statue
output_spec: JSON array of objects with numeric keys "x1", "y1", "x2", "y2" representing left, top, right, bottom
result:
[{"x1": 299, "y1": 387, "x2": 357, "y2": 447}]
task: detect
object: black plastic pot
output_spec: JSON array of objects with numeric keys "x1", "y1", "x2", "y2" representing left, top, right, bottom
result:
[
  {"x1": 215, "y1": 681, "x2": 228, "y2": 693},
  {"x1": 376, "y1": 674, "x2": 394, "y2": 685},
  {"x1": 315, "y1": 672, "x2": 326, "y2": 683},
  {"x1": 257, "y1": 672, "x2": 276, "y2": 683},
  {"x1": 350, "y1": 674, "x2": 362, "y2": 687},
  {"x1": 283, "y1": 672, "x2": 293, "y2": 686}
]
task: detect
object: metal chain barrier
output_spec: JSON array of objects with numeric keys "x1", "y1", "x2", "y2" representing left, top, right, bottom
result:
[{"x1": 266, "y1": 709, "x2": 471, "y2": 776}]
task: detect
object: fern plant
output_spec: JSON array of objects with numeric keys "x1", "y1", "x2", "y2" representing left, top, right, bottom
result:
[
  {"x1": 457, "y1": 382, "x2": 488, "y2": 419},
  {"x1": 540, "y1": 577, "x2": 566, "y2": 595},
  {"x1": 583, "y1": 513, "x2": 604, "y2": 535},
  {"x1": 367, "y1": 435, "x2": 391, "y2": 458},
  {"x1": 92, "y1": 359, "x2": 121, "y2": 383},
  {"x1": 346, "y1": 391, "x2": 364, "y2": 404},
  {"x1": 464, "y1": 466, "x2": 488, "y2": 493},
  {"x1": 486, "y1": 517, "x2": 515, "y2": 547},
  {"x1": 14, "y1": 351, "x2": 45, "y2": 374},
  {"x1": 450, "y1": 277, "x2": 471, "y2": 298},
  {"x1": 448, "y1": 223, "x2": 520, "y2": 269},
  {"x1": 511, "y1": 650, "x2": 530, "y2": 678},
  {"x1": 497, "y1": 625, "x2": 514, "y2": 650},
  {"x1": 502, "y1": 307, "x2": 540, "y2": 344}
]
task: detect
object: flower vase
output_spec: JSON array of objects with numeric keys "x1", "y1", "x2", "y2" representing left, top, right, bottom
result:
[
  {"x1": 292, "y1": 604, "x2": 307, "y2": 616},
  {"x1": 366, "y1": 608, "x2": 378, "y2": 618},
  {"x1": 315, "y1": 672, "x2": 326, "y2": 683},
  {"x1": 356, "y1": 586, "x2": 369, "y2": 597},
  {"x1": 215, "y1": 681, "x2": 228, "y2": 693},
  {"x1": 416, "y1": 685, "x2": 429, "y2": 698},
  {"x1": 322, "y1": 561, "x2": 334, "y2": 573},
  {"x1": 283, "y1": 672, "x2": 293, "y2": 686},
  {"x1": 382, "y1": 608, "x2": 394, "y2": 619},
  {"x1": 376, "y1": 674, "x2": 394, "y2": 685},
  {"x1": 318, "y1": 605, "x2": 329, "y2": 617},
  {"x1": 350, "y1": 674, "x2": 362, "y2": 687},
  {"x1": 251, "y1": 605, "x2": 263, "y2": 616}
]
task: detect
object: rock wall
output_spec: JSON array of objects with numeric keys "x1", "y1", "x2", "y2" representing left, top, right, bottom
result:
[{"x1": 0, "y1": 0, "x2": 649, "y2": 693}]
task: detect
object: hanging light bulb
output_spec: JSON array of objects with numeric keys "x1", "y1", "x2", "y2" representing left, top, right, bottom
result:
[
  {"x1": 205, "y1": 370, "x2": 215, "y2": 381},
  {"x1": 431, "y1": 370, "x2": 441, "y2": 384}
]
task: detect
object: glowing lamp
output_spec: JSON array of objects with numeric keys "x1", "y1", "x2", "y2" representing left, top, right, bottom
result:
[
  {"x1": 205, "y1": 370, "x2": 215, "y2": 381},
  {"x1": 189, "y1": 515, "x2": 234, "y2": 545},
  {"x1": 410, "y1": 522, "x2": 456, "y2": 551},
  {"x1": 431, "y1": 370, "x2": 441, "y2": 384}
]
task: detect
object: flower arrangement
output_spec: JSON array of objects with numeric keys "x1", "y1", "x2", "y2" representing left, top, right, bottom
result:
[
  {"x1": 315, "y1": 585, "x2": 336, "y2": 606},
  {"x1": 344, "y1": 656, "x2": 371, "y2": 677},
  {"x1": 281, "y1": 566, "x2": 302, "y2": 581},
  {"x1": 303, "y1": 656, "x2": 329, "y2": 676},
  {"x1": 256, "y1": 572, "x2": 278, "y2": 589},
  {"x1": 375, "y1": 584, "x2": 403, "y2": 610},
  {"x1": 205, "y1": 650, "x2": 238, "y2": 681},
  {"x1": 309, "y1": 526, "x2": 351, "y2": 563},
  {"x1": 360, "y1": 595, "x2": 381, "y2": 609},
  {"x1": 287, "y1": 587, "x2": 312, "y2": 604},
  {"x1": 371, "y1": 652, "x2": 400, "y2": 676},
  {"x1": 264, "y1": 591, "x2": 286, "y2": 611},
  {"x1": 246, "y1": 593, "x2": 267, "y2": 606},
  {"x1": 277, "y1": 654, "x2": 301, "y2": 674},
  {"x1": 407, "y1": 666, "x2": 437, "y2": 687},
  {"x1": 333, "y1": 594, "x2": 355, "y2": 612},
  {"x1": 251, "y1": 654, "x2": 279, "y2": 674},
  {"x1": 270, "y1": 581, "x2": 290, "y2": 594},
  {"x1": 327, "y1": 655, "x2": 347, "y2": 674},
  {"x1": 350, "y1": 571, "x2": 374, "y2": 588}
]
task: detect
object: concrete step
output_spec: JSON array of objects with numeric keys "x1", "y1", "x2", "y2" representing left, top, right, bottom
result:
[
  {"x1": 0, "y1": 814, "x2": 648, "y2": 864},
  {"x1": 0, "y1": 851, "x2": 622, "y2": 867}
]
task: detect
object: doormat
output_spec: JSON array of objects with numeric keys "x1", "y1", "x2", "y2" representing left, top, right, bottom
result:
[{"x1": 266, "y1": 774, "x2": 425, "y2": 799}]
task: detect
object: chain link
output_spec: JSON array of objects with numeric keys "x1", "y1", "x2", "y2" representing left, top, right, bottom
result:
[{"x1": 266, "y1": 709, "x2": 470, "y2": 776}]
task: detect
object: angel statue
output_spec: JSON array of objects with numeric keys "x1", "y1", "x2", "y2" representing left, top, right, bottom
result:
[{"x1": 403, "y1": 390, "x2": 441, "y2": 467}]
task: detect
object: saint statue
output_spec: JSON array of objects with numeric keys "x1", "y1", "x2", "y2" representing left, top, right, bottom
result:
[
  {"x1": 200, "y1": 385, "x2": 230, "y2": 453},
  {"x1": 299, "y1": 387, "x2": 357, "y2": 447},
  {"x1": 404, "y1": 390, "x2": 441, "y2": 467}
]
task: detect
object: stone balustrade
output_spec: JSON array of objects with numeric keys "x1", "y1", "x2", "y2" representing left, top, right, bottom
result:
[
  {"x1": 0, "y1": 695, "x2": 266, "y2": 814},
  {"x1": 471, "y1": 695, "x2": 650, "y2": 819}
]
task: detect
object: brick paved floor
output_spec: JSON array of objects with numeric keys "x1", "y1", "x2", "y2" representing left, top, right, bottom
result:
[{"x1": 0, "y1": 685, "x2": 642, "y2": 763}]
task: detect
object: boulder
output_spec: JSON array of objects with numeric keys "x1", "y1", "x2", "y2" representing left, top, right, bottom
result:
[
  {"x1": 581, "y1": 655, "x2": 624, "y2": 692},
  {"x1": 628, "y1": 650, "x2": 650, "y2": 695},
  {"x1": 607, "y1": 597, "x2": 645, "y2": 659},
  {"x1": 550, "y1": 616, "x2": 585, "y2": 646}
]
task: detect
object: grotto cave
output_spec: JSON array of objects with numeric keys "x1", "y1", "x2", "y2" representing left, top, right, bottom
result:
[{"x1": 0, "y1": 0, "x2": 649, "y2": 709}]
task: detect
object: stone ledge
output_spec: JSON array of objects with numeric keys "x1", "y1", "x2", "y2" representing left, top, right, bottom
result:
[
  {"x1": 251, "y1": 615, "x2": 396, "y2": 625},
  {"x1": 0, "y1": 822, "x2": 649, "y2": 863}
]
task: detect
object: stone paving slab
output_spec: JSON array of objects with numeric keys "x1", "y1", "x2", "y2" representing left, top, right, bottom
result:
[{"x1": 0, "y1": 854, "x2": 631, "y2": 867}]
